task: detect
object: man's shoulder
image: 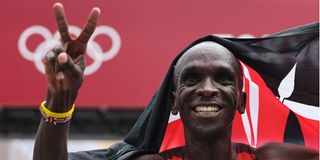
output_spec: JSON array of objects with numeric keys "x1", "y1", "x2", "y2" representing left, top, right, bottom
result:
[
  {"x1": 256, "y1": 142, "x2": 319, "y2": 160},
  {"x1": 232, "y1": 143, "x2": 256, "y2": 160},
  {"x1": 233, "y1": 142, "x2": 256, "y2": 154},
  {"x1": 132, "y1": 154, "x2": 164, "y2": 160}
]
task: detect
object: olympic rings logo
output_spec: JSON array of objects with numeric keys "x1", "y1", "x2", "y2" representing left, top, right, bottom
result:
[{"x1": 18, "y1": 25, "x2": 121, "y2": 75}]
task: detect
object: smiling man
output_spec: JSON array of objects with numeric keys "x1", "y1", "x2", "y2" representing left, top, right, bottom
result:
[
  {"x1": 135, "y1": 41, "x2": 318, "y2": 160},
  {"x1": 165, "y1": 41, "x2": 249, "y2": 160}
]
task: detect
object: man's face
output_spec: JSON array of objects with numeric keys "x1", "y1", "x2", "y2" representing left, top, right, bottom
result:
[{"x1": 172, "y1": 42, "x2": 245, "y2": 137}]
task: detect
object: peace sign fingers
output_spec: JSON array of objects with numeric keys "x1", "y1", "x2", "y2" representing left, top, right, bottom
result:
[
  {"x1": 78, "y1": 7, "x2": 100, "y2": 44},
  {"x1": 54, "y1": 3, "x2": 71, "y2": 43}
]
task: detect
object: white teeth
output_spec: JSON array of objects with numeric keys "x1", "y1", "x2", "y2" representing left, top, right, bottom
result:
[{"x1": 195, "y1": 106, "x2": 220, "y2": 115}]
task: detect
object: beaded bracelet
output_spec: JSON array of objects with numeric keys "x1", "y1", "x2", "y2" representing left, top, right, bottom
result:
[{"x1": 39, "y1": 101, "x2": 75, "y2": 125}]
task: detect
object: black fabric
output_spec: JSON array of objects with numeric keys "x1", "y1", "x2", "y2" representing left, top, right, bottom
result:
[
  {"x1": 159, "y1": 143, "x2": 256, "y2": 160},
  {"x1": 68, "y1": 142, "x2": 153, "y2": 160},
  {"x1": 68, "y1": 22, "x2": 319, "y2": 160},
  {"x1": 284, "y1": 111, "x2": 305, "y2": 146}
]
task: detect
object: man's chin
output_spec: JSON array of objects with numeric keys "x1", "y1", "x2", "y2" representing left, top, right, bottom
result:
[{"x1": 187, "y1": 126, "x2": 228, "y2": 142}]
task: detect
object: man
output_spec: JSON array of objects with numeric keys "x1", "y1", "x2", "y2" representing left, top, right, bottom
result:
[
  {"x1": 134, "y1": 41, "x2": 318, "y2": 160},
  {"x1": 33, "y1": 3, "x2": 319, "y2": 160}
]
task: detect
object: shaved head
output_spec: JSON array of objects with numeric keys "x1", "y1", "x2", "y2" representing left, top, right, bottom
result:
[{"x1": 173, "y1": 41, "x2": 243, "y2": 91}]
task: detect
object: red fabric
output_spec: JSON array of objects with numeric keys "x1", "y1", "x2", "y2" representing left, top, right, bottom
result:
[
  {"x1": 160, "y1": 119, "x2": 185, "y2": 152},
  {"x1": 167, "y1": 156, "x2": 182, "y2": 160},
  {"x1": 295, "y1": 114, "x2": 319, "y2": 149},
  {"x1": 232, "y1": 111, "x2": 250, "y2": 144},
  {"x1": 237, "y1": 152, "x2": 255, "y2": 160},
  {"x1": 255, "y1": 85, "x2": 290, "y2": 146},
  {"x1": 244, "y1": 64, "x2": 291, "y2": 146},
  {"x1": 164, "y1": 154, "x2": 255, "y2": 160}
]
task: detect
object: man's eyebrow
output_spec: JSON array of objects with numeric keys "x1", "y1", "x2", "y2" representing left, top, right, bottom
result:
[{"x1": 179, "y1": 65, "x2": 199, "y2": 77}]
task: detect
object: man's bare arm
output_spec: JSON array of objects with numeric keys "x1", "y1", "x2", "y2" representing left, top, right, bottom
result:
[
  {"x1": 33, "y1": 3, "x2": 100, "y2": 160},
  {"x1": 256, "y1": 142, "x2": 319, "y2": 160},
  {"x1": 133, "y1": 154, "x2": 164, "y2": 160}
]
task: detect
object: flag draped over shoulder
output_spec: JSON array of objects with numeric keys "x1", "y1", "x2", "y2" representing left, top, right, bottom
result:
[{"x1": 68, "y1": 22, "x2": 319, "y2": 160}]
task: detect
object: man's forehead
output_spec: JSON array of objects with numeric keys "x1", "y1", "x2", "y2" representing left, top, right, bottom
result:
[
  {"x1": 173, "y1": 41, "x2": 243, "y2": 90},
  {"x1": 175, "y1": 41, "x2": 237, "y2": 72}
]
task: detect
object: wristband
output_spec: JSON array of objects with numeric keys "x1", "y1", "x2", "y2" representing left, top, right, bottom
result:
[{"x1": 39, "y1": 101, "x2": 74, "y2": 125}]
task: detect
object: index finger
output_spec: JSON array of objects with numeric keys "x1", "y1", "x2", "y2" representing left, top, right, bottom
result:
[
  {"x1": 53, "y1": 3, "x2": 72, "y2": 43},
  {"x1": 77, "y1": 7, "x2": 101, "y2": 44}
]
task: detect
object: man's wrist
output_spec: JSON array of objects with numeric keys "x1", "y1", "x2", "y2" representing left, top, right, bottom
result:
[{"x1": 46, "y1": 88, "x2": 78, "y2": 112}]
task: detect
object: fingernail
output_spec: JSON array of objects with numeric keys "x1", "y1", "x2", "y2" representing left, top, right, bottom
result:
[
  {"x1": 56, "y1": 72, "x2": 65, "y2": 80},
  {"x1": 58, "y1": 53, "x2": 68, "y2": 64},
  {"x1": 93, "y1": 7, "x2": 101, "y2": 14},
  {"x1": 54, "y1": 2, "x2": 63, "y2": 8}
]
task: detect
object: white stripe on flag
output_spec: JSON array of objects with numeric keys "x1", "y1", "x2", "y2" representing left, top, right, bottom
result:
[
  {"x1": 168, "y1": 112, "x2": 181, "y2": 123},
  {"x1": 283, "y1": 99, "x2": 319, "y2": 121},
  {"x1": 240, "y1": 61, "x2": 259, "y2": 147}
]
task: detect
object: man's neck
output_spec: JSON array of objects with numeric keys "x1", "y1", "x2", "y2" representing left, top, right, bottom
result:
[{"x1": 183, "y1": 130, "x2": 237, "y2": 160}]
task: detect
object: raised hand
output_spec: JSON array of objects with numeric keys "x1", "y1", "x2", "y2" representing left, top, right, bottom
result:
[
  {"x1": 44, "y1": 3, "x2": 100, "y2": 112},
  {"x1": 33, "y1": 4, "x2": 101, "y2": 160}
]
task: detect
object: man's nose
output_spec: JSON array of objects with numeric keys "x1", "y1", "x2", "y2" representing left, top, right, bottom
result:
[{"x1": 196, "y1": 78, "x2": 219, "y2": 97}]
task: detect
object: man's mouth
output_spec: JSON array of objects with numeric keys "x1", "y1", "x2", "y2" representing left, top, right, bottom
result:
[{"x1": 194, "y1": 106, "x2": 221, "y2": 115}]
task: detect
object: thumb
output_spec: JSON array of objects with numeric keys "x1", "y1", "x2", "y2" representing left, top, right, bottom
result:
[
  {"x1": 57, "y1": 53, "x2": 82, "y2": 78},
  {"x1": 58, "y1": 52, "x2": 69, "y2": 65}
]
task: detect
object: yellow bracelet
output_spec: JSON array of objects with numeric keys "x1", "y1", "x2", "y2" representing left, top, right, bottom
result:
[{"x1": 41, "y1": 101, "x2": 75, "y2": 118}]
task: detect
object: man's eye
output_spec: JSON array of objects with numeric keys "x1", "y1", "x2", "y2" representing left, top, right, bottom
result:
[
  {"x1": 219, "y1": 74, "x2": 232, "y2": 84},
  {"x1": 185, "y1": 74, "x2": 200, "y2": 83}
]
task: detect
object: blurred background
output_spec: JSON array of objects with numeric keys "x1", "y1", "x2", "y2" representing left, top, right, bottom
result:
[{"x1": 0, "y1": 0, "x2": 318, "y2": 159}]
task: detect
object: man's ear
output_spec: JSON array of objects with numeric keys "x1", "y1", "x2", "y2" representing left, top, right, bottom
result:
[
  {"x1": 237, "y1": 91, "x2": 246, "y2": 114},
  {"x1": 171, "y1": 91, "x2": 179, "y2": 115}
]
